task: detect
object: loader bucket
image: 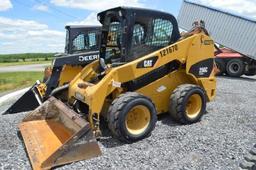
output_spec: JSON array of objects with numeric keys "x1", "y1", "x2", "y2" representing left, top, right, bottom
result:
[
  {"x1": 3, "y1": 85, "x2": 42, "y2": 115},
  {"x1": 19, "y1": 97, "x2": 101, "y2": 170}
]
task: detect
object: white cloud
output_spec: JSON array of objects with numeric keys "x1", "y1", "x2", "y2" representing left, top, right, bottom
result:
[
  {"x1": 0, "y1": 17, "x2": 65, "y2": 54},
  {"x1": 63, "y1": 0, "x2": 144, "y2": 26},
  {"x1": 66, "y1": 12, "x2": 100, "y2": 26},
  {"x1": 195, "y1": 0, "x2": 256, "y2": 19},
  {"x1": 33, "y1": 4, "x2": 49, "y2": 12},
  {"x1": 1, "y1": 42, "x2": 13, "y2": 45},
  {"x1": 0, "y1": 17, "x2": 48, "y2": 30},
  {"x1": 28, "y1": 30, "x2": 64, "y2": 37},
  {"x1": 51, "y1": 0, "x2": 144, "y2": 11},
  {"x1": 0, "y1": 0, "x2": 12, "y2": 11}
]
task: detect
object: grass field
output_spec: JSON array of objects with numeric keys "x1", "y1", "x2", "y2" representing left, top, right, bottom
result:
[{"x1": 0, "y1": 72, "x2": 43, "y2": 92}]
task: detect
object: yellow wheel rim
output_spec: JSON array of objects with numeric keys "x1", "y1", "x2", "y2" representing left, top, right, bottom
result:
[
  {"x1": 125, "y1": 105, "x2": 151, "y2": 135},
  {"x1": 186, "y1": 94, "x2": 202, "y2": 119}
]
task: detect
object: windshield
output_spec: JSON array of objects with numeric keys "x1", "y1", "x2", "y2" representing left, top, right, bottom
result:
[
  {"x1": 101, "y1": 17, "x2": 123, "y2": 64},
  {"x1": 128, "y1": 18, "x2": 174, "y2": 60},
  {"x1": 71, "y1": 32, "x2": 98, "y2": 54}
]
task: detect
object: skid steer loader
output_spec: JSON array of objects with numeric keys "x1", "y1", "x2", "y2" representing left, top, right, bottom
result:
[
  {"x1": 19, "y1": 7, "x2": 216, "y2": 169},
  {"x1": 3, "y1": 25, "x2": 101, "y2": 114}
]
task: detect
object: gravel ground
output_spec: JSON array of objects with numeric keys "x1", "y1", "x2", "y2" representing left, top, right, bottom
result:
[{"x1": 0, "y1": 76, "x2": 256, "y2": 170}]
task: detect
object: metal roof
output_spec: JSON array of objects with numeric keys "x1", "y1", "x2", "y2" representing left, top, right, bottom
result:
[
  {"x1": 178, "y1": 0, "x2": 256, "y2": 59},
  {"x1": 97, "y1": 6, "x2": 177, "y2": 24}
]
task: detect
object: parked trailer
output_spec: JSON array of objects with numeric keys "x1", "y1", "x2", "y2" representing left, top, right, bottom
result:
[
  {"x1": 178, "y1": 0, "x2": 256, "y2": 77},
  {"x1": 215, "y1": 48, "x2": 256, "y2": 77}
]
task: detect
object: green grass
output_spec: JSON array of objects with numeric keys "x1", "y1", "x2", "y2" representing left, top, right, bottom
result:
[
  {"x1": 0, "y1": 60, "x2": 51, "y2": 67},
  {"x1": 0, "y1": 72, "x2": 43, "y2": 92}
]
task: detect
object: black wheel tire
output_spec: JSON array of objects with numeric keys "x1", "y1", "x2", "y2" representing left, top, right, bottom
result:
[
  {"x1": 107, "y1": 92, "x2": 157, "y2": 143},
  {"x1": 245, "y1": 68, "x2": 256, "y2": 76},
  {"x1": 226, "y1": 59, "x2": 245, "y2": 77},
  {"x1": 215, "y1": 59, "x2": 226, "y2": 76},
  {"x1": 169, "y1": 84, "x2": 206, "y2": 124}
]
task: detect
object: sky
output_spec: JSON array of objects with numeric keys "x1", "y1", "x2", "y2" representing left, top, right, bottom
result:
[{"x1": 0, "y1": 0, "x2": 255, "y2": 54}]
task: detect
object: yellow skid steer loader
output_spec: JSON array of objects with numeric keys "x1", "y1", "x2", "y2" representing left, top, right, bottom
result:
[{"x1": 18, "y1": 7, "x2": 217, "y2": 169}]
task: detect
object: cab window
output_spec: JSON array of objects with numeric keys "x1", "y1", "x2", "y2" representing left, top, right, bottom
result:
[
  {"x1": 72, "y1": 34, "x2": 87, "y2": 52},
  {"x1": 129, "y1": 18, "x2": 174, "y2": 60},
  {"x1": 105, "y1": 21, "x2": 122, "y2": 63},
  {"x1": 71, "y1": 32, "x2": 99, "y2": 53},
  {"x1": 132, "y1": 24, "x2": 145, "y2": 46},
  {"x1": 88, "y1": 32, "x2": 96, "y2": 48},
  {"x1": 150, "y1": 18, "x2": 173, "y2": 46}
]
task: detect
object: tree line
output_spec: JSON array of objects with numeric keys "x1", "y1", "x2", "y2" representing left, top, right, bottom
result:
[{"x1": 0, "y1": 53, "x2": 55, "y2": 62}]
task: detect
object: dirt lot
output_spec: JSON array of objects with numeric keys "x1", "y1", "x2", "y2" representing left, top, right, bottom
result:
[{"x1": 0, "y1": 76, "x2": 256, "y2": 170}]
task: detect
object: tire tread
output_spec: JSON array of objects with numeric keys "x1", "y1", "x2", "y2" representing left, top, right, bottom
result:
[
  {"x1": 108, "y1": 92, "x2": 157, "y2": 143},
  {"x1": 169, "y1": 84, "x2": 206, "y2": 124}
]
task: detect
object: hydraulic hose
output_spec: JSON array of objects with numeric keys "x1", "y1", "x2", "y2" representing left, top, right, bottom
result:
[{"x1": 50, "y1": 84, "x2": 69, "y2": 97}]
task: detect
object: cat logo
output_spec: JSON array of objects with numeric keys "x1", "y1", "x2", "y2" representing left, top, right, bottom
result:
[
  {"x1": 79, "y1": 54, "x2": 99, "y2": 62},
  {"x1": 143, "y1": 60, "x2": 153, "y2": 67},
  {"x1": 136, "y1": 56, "x2": 158, "y2": 68},
  {"x1": 199, "y1": 67, "x2": 208, "y2": 75}
]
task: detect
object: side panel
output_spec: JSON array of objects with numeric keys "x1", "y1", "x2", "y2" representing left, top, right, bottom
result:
[
  {"x1": 136, "y1": 71, "x2": 196, "y2": 114},
  {"x1": 185, "y1": 34, "x2": 216, "y2": 101},
  {"x1": 134, "y1": 35, "x2": 216, "y2": 113}
]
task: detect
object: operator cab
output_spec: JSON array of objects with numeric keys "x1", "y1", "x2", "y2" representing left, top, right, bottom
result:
[
  {"x1": 97, "y1": 7, "x2": 180, "y2": 65},
  {"x1": 65, "y1": 25, "x2": 101, "y2": 54}
]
